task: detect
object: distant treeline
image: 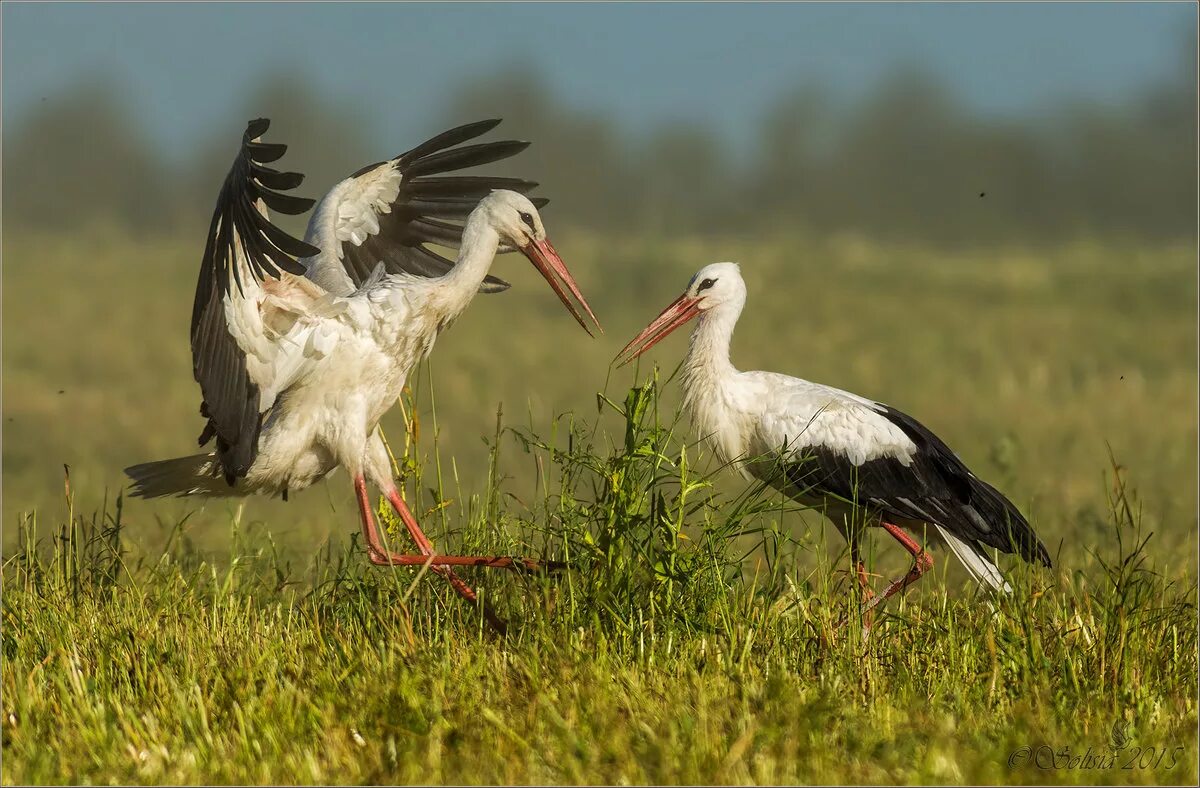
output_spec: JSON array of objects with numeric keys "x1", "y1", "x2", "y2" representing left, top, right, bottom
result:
[{"x1": 5, "y1": 46, "x2": 1195, "y2": 247}]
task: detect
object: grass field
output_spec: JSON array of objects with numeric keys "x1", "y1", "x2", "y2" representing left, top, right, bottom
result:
[{"x1": 2, "y1": 227, "x2": 1197, "y2": 784}]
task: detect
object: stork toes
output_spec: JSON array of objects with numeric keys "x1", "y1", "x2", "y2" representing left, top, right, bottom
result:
[
  {"x1": 380, "y1": 487, "x2": 564, "y2": 573},
  {"x1": 365, "y1": 550, "x2": 564, "y2": 572},
  {"x1": 354, "y1": 474, "x2": 568, "y2": 635},
  {"x1": 367, "y1": 548, "x2": 476, "y2": 594}
]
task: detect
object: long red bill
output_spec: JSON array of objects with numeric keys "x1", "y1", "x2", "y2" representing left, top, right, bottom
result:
[
  {"x1": 522, "y1": 238, "x2": 602, "y2": 336},
  {"x1": 615, "y1": 293, "x2": 701, "y2": 367}
]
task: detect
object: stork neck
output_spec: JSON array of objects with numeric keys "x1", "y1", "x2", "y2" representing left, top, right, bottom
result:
[
  {"x1": 684, "y1": 304, "x2": 739, "y2": 387},
  {"x1": 435, "y1": 210, "x2": 501, "y2": 319}
]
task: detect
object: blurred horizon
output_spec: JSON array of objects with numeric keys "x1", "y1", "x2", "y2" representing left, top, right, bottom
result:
[
  {"x1": 5, "y1": 4, "x2": 1194, "y2": 144},
  {"x1": 3, "y1": 2, "x2": 1197, "y2": 245}
]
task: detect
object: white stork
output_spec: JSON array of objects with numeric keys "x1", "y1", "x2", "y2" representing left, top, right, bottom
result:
[
  {"x1": 617, "y1": 262, "x2": 1051, "y2": 630},
  {"x1": 126, "y1": 119, "x2": 599, "y2": 626}
]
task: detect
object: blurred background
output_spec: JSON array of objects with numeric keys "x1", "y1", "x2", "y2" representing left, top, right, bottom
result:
[{"x1": 3, "y1": 3, "x2": 1197, "y2": 569}]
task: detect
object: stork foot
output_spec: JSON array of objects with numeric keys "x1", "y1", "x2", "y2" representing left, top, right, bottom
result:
[
  {"x1": 355, "y1": 476, "x2": 511, "y2": 634},
  {"x1": 382, "y1": 487, "x2": 567, "y2": 573},
  {"x1": 353, "y1": 473, "x2": 576, "y2": 635},
  {"x1": 366, "y1": 548, "x2": 508, "y2": 635}
]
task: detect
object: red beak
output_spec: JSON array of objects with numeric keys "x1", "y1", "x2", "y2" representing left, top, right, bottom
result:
[
  {"x1": 615, "y1": 292, "x2": 701, "y2": 367},
  {"x1": 522, "y1": 237, "x2": 602, "y2": 336}
]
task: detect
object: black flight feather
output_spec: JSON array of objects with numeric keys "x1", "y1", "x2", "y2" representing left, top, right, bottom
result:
[
  {"x1": 395, "y1": 118, "x2": 503, "y2": 165},
  {"x1": 782, "y1": 404, "x2": 1051, "y2": 567},
  {"x1": 189, "y1": 118, "x2": 320, "y2": 485},
  {"x1": 402, "y1": 140, "x2": 533, "y2": 178}
]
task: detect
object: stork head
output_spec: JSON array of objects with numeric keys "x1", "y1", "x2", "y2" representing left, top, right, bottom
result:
[
  {"x1": 683, "y1": 262, "x2": 745, "y2": 311},
  {"x1": 615, "y1": 262, "x2": 744, "y2": 366},
  {"x1": 480, "y1": 189, "x2": 547, "y2": 245},
  {"x1": 477, "y1": 190, "x2": 601, "y2": 335}
]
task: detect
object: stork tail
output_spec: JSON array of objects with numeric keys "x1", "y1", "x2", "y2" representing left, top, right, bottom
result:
[
  {"x1": 935, "y1": 525, "x2": 1013, "y2": 594},
  {"x1": 124, "y1": 454, "x2": 235, "y2": 499}
]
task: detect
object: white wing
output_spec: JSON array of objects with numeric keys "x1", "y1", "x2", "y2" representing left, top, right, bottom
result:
[
  {"x1": 746, "y1": 372, "x2": 917, "y2": 465},
  {"x1": 300, "y1": 119, "x2": 542, "y2": 297},
  {"x1": 738, "y1": 371, "x2": 1050, "y2": 577}
]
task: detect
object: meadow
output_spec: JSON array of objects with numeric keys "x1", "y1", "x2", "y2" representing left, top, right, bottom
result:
[{"x1": 2, "y1": 227, "x2": 1197, "y2": 784}]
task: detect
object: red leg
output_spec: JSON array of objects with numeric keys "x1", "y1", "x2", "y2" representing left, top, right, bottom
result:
[
  {"x1": 843, "y1": 536, "x2": 876, "y2": 634},
  {"x1": 863, "y1": 521, "x2": 934, "y2": 618},
  {"x1": 848, "y1": 537, "x2": 876, "y2": 602},
  {"x1": 378, "y1": 487, "x2": 566, "y2": 572},
  {"x1": 384, "y1": 487, "x2": 435, "y2": 554},
  {"x1": 855, "y1": 560, "x2": 876, "y2": 601},
  {"x1": 354, "y1": 476, "x2": 508, "y2": 634}
]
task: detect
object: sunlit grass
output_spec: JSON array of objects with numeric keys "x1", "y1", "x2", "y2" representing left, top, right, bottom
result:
[{"x1": 2, "y1": 375, "x2": 1196, "y2": 784}]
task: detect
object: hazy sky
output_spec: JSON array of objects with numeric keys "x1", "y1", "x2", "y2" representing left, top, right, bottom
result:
[{"x1": 4, "y1": 2, "x2": 1194, "y2": 158}]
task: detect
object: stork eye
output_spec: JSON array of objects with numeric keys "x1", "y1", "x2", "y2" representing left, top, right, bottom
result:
[
  {"x1": 519, "y1": 211, "x2": 535, "y2": 229},
  {"x1": 697, "y1": 278, "x2": 717, "y2": 292}
]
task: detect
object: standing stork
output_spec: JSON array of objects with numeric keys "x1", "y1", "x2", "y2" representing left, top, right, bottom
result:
[
  {"x1": 617, "y1": 262, "x2": 1051, "y2": 630},
  {"x1": 126, "y1": 119, "x2": 600, "y2": 626}
]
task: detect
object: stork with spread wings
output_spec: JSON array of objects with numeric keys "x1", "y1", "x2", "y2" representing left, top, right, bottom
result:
[{"x1": 127, "y1": 118, "x2": 600, "y2": 631}]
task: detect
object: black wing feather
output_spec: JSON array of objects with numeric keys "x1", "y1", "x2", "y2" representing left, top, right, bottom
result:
[
  {"x1": 406, "y1": 176, "x2": 539, "y2": 198},
  {"x1": 190, "y1": 118, "x2": 320, "y2": 485},
  {"x1": 784, "y1": 405, "x2": 1052, "y2": 567},
  {"x1": 334, "y1": 119, "x2": 539, "y2": 293},
  {"x1": 244, "y1": 140, "x2": 287, "y2": 163},
  {"x1": 401, "y1": 140, "x2": 533, "y2": 178},
  {"x1": 395, "y1": 118, "x2": 503, "y2": 165}
]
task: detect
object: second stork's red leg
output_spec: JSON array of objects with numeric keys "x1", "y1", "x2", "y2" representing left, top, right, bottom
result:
[
  {"x1": 847, "y1": 536, "x2": 877, "y2": 632},
  {"x1": 848, "y1": 537, "x2": 876, "y2": 602},
  {"x1": 863, "y1": 521, "x2": 934, "y2": 618}
]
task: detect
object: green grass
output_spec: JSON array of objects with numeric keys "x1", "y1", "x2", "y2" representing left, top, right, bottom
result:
[
  {"x1": 3, "y1": 377, "x2": 1197, "y2": 784},
  {"x1": 2, "y1": 227, "x2": 1197, "y2": 783}
]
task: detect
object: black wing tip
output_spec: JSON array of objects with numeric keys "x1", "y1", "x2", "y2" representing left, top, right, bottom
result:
[
  {"x1": 245, "y1": 118, "x2": 270, "y2": 139},
  {"x1": 973, "y1": 478, "x2": 1053, "y2": 568},
  {"x1": 396, "y1": 119, "x2": 514, "y2": 168},
  {"x1": 293, "y1": 237, "x2": 322, "y2": 258},
  {"x1": 402, "y1": 139, "x2": 534, "y2": 178},
  {"x1": 444, "y1": 118, "x2": 505, "y2": 139},
  {"x1": 1019, "y1": 532, "x2": 1053, "y2": 568},
  {"x1": 480, "y1": 275, "x2": 511, "y2": 294},
  {"x1": 878, "y1": 403, "x2": 1054, "y2": 568},
  {"x1": 197, "y1": 115, "x2": 316, "y2": 312},
  {"x1": 1008, "y1": 532, "x2": 1052, "y2": 568}
]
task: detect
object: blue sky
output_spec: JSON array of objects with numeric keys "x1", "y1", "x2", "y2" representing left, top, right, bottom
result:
[{"x1": 4, "y1": 2, "x2": 1194, "y2": 158}]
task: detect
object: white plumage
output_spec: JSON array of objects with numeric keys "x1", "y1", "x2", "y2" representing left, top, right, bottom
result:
[
  {"x1": 304, "y1": 161, "x2": 405, "y2": 293},
  {"x1": 126, "y1": 119, "x2": 598, "y2": 629},
  {"x1": 619, "y1": 262, "x2": 1051, "y2": 629}
]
